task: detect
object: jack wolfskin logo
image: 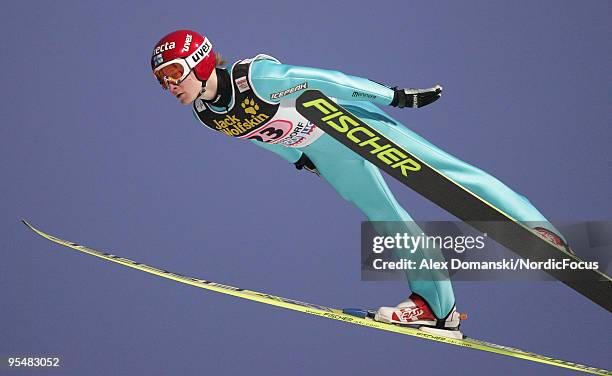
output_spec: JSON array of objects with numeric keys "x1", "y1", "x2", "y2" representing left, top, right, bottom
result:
[
  {"x1": 212, "y1": 98, "x2": 269, "y2": 137},
  {"x1": 241, "y1": 98, "x2": 259, "y2": 115}
]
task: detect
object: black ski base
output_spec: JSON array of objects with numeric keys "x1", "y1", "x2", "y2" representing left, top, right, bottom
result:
[{"x1": 296, "y1": 90, "x2": 612, "y2": 312}]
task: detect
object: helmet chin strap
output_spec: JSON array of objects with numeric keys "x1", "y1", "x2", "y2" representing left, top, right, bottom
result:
[{"x1": 197, "y1": 81, "x2": 208, "y2": 98}]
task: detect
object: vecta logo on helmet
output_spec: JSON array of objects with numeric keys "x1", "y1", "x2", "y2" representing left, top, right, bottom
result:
[
  {"x1": 153, "y1": 41, "x2": 175, "y2": 55},
  {"x1": 182, "y1": 34, "x2": 192, "y2": 52}
]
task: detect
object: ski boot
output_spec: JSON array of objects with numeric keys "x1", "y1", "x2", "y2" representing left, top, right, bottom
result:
[
  {"x1": 534, "y1": 227, "x2": 575, "y2": 255},
  {"x1": 374, "y1": 293, "x2": 466, "y2": 339}
]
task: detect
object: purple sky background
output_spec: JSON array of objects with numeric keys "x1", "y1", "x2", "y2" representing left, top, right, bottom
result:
[{"x1": 1, "y1": 1, "x2": 610, "y2": 375}]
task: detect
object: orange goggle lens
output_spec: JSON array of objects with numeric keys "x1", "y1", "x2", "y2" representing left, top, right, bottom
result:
[{"x1": 153, "y1": 62, "x2": 187, "y2": 89}]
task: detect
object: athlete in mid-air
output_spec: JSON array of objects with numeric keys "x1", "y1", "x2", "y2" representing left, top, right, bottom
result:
[{"x1": 150, "y1": 29, "x2": 571, "y2": 338}]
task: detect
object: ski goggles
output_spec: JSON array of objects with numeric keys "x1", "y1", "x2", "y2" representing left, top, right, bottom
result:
[{"x1": 153, "y1": 59, "x2": 191, "y2": 89}]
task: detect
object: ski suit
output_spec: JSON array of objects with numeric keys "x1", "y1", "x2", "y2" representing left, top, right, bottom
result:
[{"x1": 191, "y1": 54, "x2": 560, "y2": 318}]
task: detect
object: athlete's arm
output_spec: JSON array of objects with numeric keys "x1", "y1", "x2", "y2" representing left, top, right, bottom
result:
[
  {"x1": 390, "y1": 85, "x2": 443, "y2": 108},
  {"x1": 249, "y1": 57, "x2": 442, "y2": 108},
  {"x1": 250, "y1": 141, "x2": 319, "y2": 176},
  {"x1": 293, "y1": 154, "x2": 320, "y2": 176},
  {"x1": 250, "y1": 58, "x2": 394, "y2": 105},
  {"x1": 249, "y1": 139, "x2": 303, "y2": 164}
]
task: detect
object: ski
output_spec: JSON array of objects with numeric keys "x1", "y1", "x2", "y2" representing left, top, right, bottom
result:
[
  {"x1": 23, "y1": 220, "x2": 610, "y2": 375},
  {"x1": 295, "y1": 90, "x2": 612, "y2": 312}
]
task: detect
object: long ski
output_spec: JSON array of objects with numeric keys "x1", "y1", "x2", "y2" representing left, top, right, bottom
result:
[
  {"x1": 295, "y1": 90, "x2": 612, "y2": 312},
  {"x1": 23, "y1": 220, "x2": 610, "y2": 375}
]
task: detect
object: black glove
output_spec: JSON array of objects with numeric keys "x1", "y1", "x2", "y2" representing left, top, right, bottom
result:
[
  {"x1": 294, "y1": 154, "x2": 320, "y2": 177},
  {"x1": 390, "y1": 84, "x2": 443, "y2": 108}
]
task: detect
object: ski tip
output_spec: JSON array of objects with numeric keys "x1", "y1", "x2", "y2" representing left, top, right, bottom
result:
[{"x1": 21, "y1": 219, "x2": 40, "y2": 234}]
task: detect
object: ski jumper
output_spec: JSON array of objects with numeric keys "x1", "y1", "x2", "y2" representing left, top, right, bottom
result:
[{"x1": 192, "y1": 54, "x2": 561, "y2": 318}]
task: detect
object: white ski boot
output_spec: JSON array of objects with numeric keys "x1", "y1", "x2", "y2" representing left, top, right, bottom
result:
[
  {"x1": 534, "y1": 227, "x2": 575, "y2": 255},
  {"x1": 374, "y1": 294, "x2": 466, "y2": 339}
]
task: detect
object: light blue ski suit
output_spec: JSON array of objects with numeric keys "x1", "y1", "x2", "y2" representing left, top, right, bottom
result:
[{"x1": 192, "y1": 55, "x2": 560, "y2": 318}]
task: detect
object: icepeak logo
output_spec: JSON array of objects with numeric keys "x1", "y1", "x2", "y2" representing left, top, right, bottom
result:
[
  {"x1": 153, "y1": 41, "x2": 175, "y2": 55},
  {"x1": 270, "y1": 82, "x2": 308, "y2": 100},
  {"x1": 182, "y1": 34, "x2": 192, "y2": 52}
]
